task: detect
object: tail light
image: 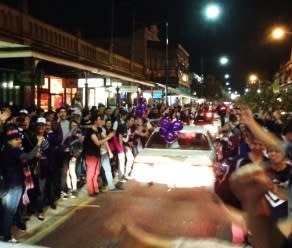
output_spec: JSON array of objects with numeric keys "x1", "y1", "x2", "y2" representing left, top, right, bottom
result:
[{"x1": 205, "y1": 112, "x2": 213, "y2": 119}]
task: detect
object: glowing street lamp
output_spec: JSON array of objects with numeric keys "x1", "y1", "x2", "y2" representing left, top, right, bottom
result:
[
  {"x1": 271, "y1": 26, "x2": 292, "y2": 40},
  {"x1": 249, "y1": 74, "x2": 258, "y2": 84},
  {"x1": 224, "y1": 74, "x2": 230, "y2": 79},
  {"x1": 204, "y1": 3, "x2": 221, "y2": 21},
  {"x1": 270, "y1": 26, "x2": 292, "y2": 78},
  {"x1": 219, "y1": 56, "x2": 229, "y2": 65}
]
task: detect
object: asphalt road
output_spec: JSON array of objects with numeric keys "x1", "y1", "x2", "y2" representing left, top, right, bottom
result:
[{"x1": 20, "y1": 180, "x2": 236, "y2": 248}]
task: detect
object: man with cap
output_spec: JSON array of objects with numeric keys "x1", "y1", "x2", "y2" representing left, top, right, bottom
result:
[{"x1": 0, "y1": 128, "x2": 43, "y2": 243}]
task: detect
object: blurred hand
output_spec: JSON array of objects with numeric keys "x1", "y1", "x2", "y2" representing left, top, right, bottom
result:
[
  {"x1": 37, "y1": 136, "x2": 44, "y2": 146},
  {"x1": 239, "y1": 106, "x2": 254, "y2": 125},
  {"x1": 230, "y1": 164, "x2": 272, "y2": 206},
  {"x1": 0, "y1": 108, "x2": 11, "y2": 123}
]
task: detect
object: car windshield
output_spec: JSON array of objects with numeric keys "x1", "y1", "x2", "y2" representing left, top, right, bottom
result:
[{"x1": 146, "y1": 131, "x2": 211, "y2": 150}]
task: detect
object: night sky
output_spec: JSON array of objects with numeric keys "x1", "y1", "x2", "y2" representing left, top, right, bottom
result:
[{"x1": 3, "y1": 0, "x2": 292, "y2": 93}]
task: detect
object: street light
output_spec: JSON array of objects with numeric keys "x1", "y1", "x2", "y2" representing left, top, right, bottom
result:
[
  {"x1": 224, "y1": 74, "x2": 230, "y2": 79},
  {"x1": 270, "y1": 26, "x2": 292, "y2": 61},
  {"x1": 204, "y1": 3, "x2": 221, "y2": 21},
  {"x1": 200, "y1": 3, "x2": 222, "y2": 99},
  {"x1": 219, "y1": 56, "x2": 229, "y2": 65},
  {"x1": 271, "y1": 26, "x2": 292, "y2": 40},
  {"x1": 249, "y1": 74, "x2": 258, "y2": 84},
  {"x1": 248, "y1": 73, "x2": 261, "y2": 91}
]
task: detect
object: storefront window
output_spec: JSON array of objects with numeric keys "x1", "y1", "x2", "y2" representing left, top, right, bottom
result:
[{"x1": 66, "y1": 88, "x2": 77, "y2": 105}]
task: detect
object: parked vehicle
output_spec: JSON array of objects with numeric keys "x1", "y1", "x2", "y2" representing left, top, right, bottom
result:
[{"x1": 130, "y1": 126, "x2": 217, "y2": 190}]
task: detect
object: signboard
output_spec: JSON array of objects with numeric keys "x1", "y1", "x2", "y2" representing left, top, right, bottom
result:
[{"x1": 152, "y1": 90, "x2": 163, "y2": 99}]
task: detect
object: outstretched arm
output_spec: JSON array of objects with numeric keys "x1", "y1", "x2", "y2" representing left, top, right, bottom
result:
[
  {"x1": 230, "y1": 164, "x2": 292, "y2": 248},
  {"x1": 240, "y1": 106, "x2": 282, "y2": 149}
]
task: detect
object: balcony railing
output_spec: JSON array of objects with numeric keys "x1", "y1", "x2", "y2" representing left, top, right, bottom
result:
[{"x1": 0, "y1": 3, "x2": 145, "y2": 79}]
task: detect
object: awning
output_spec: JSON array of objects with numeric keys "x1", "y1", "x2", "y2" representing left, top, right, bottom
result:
[
  {"x1": 0, "y1": 48, "x2": 155, "y2": 88},
  {"x1": 155, "y1": 83, "x2": 192, "y2": 98}
]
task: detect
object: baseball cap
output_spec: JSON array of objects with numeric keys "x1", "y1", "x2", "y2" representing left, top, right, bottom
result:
[
  {"x1": 6, "y1": 128, "x2": 21, "y2": 140},
  {"x1": 19, "y1": 109, "x2": 29, "y2": 115},
  {"x1": 36, "y1": 117, "x2": 46, "y2": 124}
]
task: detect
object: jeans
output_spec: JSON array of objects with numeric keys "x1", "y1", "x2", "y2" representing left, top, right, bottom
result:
[
  {"x1": 101, "y1": 153, "x2": 115, "y2": 190},
  {"x1": 66, "y1": 158, "x2": 78, "y2": 191},
  {"x1": 0, "y1": 185, "x2": 23, "y2": 241},
  {"x1": 118, "y1": 146, "x2": 134, "y2": 179}
]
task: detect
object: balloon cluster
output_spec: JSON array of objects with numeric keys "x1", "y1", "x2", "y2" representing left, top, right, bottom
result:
[
  {"x1": 135, "y1": 101, "x2": 147, "y2": 118},
  {"x1": 159, "y1": 117, "x2": 183, "y2": 143}
]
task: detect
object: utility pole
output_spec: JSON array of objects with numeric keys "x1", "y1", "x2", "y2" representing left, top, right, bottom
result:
[
  {"x1": 165, "y1": 22, "x2": 169, "y2": 105},
  {"x1": 109, "y1": 0, "x2": 115, "y2": 65},
  {"x1": 130, "y1": 5, "x2": 135, "y2": 72}
]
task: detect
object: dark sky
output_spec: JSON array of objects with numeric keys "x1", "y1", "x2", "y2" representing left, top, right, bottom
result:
[{"x1": 3, "y1": 0, "x2": 292, "y2": 93}]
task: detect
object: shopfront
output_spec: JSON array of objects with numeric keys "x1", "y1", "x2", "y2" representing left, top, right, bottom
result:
[{"x1": 36, "y1": 76, "x2": 78, "y2": 111}]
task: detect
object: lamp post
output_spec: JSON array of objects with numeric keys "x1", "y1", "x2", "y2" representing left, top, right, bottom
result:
[
  {"x1": 200, "y1": 3, "x2": 222, "y2": 97},
  {"x1": 165, "y1": 21, "x2": 169, "y2": 105}
]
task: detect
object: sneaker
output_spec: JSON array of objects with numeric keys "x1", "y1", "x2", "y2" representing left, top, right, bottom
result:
[
  {"x1": 37, "y1": 213, "x2": 44, "y2": 221},
  {"x1": 113, "y1": 176, "x2": 119, "y2": 184},
  {"x1": 69, "y1": 191, "x2": 78, "y2": 198},
  {"x1": 115, "y1": 182, "x2": 124, "y2": 190},
  {"x1": 119, "y1": 178, "x2": 127, "y2": 183},
  {"x1": 7, "y1": 238, "x2": 19, "y2": 243},
  {"x1": 61, "y1": 191, "x2": 68, "y2": 200},
  {"x1": 101, "y1": 186, "x2": 109, "y2": 193},
  {"x1": 88, "y1": 192, "x2": 99, "y2": 197}
]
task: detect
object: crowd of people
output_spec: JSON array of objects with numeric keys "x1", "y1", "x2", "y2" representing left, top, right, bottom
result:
[
  {"x1": 0, "y1": 96, "x2": 291, "y2": 247},
  {"x1": 214, "y1": 106, "x2": 292, "y2": 247},
  {"x1": 0, "y1": 97, "x2": 172, "y2": 243}
]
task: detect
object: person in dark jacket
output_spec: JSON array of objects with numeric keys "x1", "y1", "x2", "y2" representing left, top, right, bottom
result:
[{"x1": 0, "y1": 128, "x2": 42, "y2": 243}]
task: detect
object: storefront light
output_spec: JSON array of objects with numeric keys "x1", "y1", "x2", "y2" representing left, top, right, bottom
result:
[
  {"x1": 182, "y1": 73, "x2": 188, "y2": 82},
  {"x1": 8, "y1": 81, "x2": 13, "y2": 89},
  {"x1": 78, "y1": 78, "x2": 104, "y2": 88},
  {"x1": 112, "y1": 81, "x2": 122, "y2": 88},
  {"x1": 50, "y1": 78, "x2": 63, "y2": 94}
]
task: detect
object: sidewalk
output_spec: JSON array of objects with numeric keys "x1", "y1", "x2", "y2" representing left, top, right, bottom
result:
[{"x1": 13, "y1": 186, "x2": 92, "y2": 246}]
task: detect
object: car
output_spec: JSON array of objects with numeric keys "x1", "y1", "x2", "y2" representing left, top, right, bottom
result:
[
  {"x1": 193, "y1": 110, "x2": 214, "y2": 124},
  {"x1": 130, "y1": 125, "x2": 217, "y2": 190},
  {"x1": 193, "y1": 112, "x2": 221, "y2": 139}
]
